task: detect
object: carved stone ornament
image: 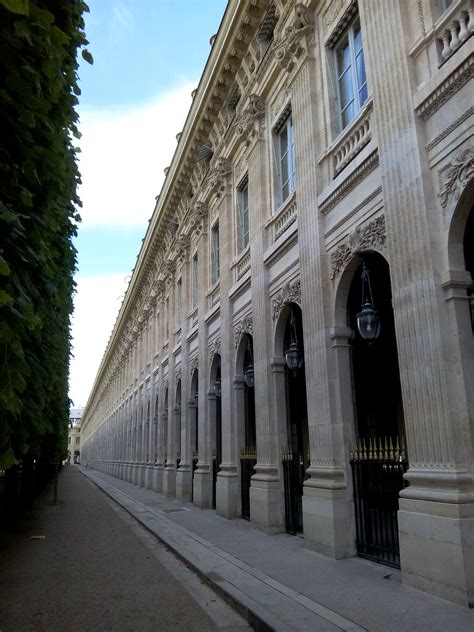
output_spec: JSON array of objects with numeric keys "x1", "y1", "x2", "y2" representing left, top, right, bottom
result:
[
  {"x1": 438, "y1": 148, "x2": 474, "y2": 209},
  {"x1": 162, "y1": 376, "x2": 169, "y2": 390},
  {"x1": 234, "y1": 94, "x2": 266, "y2": 145},
  {"x1": 272, "y1": 4, "x2": 315, "y2": 73},
  {"x1": 330, "y1": 215, "x2": 387, "y2": 282},
  {"x1": 272, "y1": 278, "x2": 301, "y2": 321},
  {"x1": 234, "y1": 315, "x2": 253, "y2": 347},
  {"x1": 206, "y1": 158, "x2": 232, "y2": 197},
  {"x1": 189, "y1": 355, "x2": 199, "y2": 373},
  {"x1": 208, "y1": 336, "x2": 221, "y2": 360},
  {"x1": 175, "y1": 367, "x2": 181, "y2": 383}
]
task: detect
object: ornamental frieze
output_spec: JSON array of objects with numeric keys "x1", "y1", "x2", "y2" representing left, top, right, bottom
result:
[
  {"x1": 330, "y1": 215, "x2": 387, "y2": 282},
  {"x1": 189, "y1": 355, "x2": 199, "y2": 373},
  {"x1": 208, "y1": 336, "x2": 221, "y2": 360},
  {"x1": 272, "y1": 4, "x2": 315, "y2": 73},
  {"x1": 438, "y1": 148, "x2": 474, "y2": 209},
  {"x1": 234, "y1": 94, "x2": 266, "y2": 146},
  {"x1": 234, "y1": 315, "x2": 253, "y2": 347},
  {"x1": 205, "y1": 158, "x2": 232, "y2": 197},
  {"x1": 272, "y1": 279, "x2": 301, "y2": 320}
]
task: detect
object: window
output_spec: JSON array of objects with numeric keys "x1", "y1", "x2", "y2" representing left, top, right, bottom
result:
[
  {"x1": 68, "y1": 436, "x2": 71, "y2": 445},
  {"x1": 75, "y1": 436, "x2": 80, "y2": 445},
  {"x1": 237, "y1": 175, "x2": 249, "y2": 253},
  {"x1": 335, "y1": 18, "x2": 367, "y2": 129},
  {"x1": 211, "y1": 222, "x2": 220, "y2": 284},
  {"x1": 192, "y1": 253, "x2": 199, "y2": 308},
  {"x1": 176, "y1": 277, "x2": 182, "y2": 327},
  {"x1": 274, "y1": 114, "x2": 296, "y2": 206}
]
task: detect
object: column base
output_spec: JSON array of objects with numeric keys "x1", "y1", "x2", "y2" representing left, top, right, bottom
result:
[
  {"x1": 176, "y1": 468, "x2": 192, "y2": 502},
  {"x1": 302, "y1": 485, "x2": 356, "y2": 559},
  {"x1": 162, "y1": 466, "x2": 176, "y2": 497},
  {"x1": 192, "y1": 468, "x2": 211, "y2": 509},
  {"x1": 153, "y1": 465, "x2": 164, "y2": 492},
  {"x1": 249, "y1": 474, "x2": 285, "y2": 533},
  {"x1": 144, "y1": 465, "x2": 154, "y2": 489},
  {"x1": 216, "y1": 469, "x2": 240, "y2": 519},
  {"x1": 138, "y1": 464, "x2": 146, "y2": 487},
  {"x1": 399, "y1": 496, "x2": 474, "y2": 607}
]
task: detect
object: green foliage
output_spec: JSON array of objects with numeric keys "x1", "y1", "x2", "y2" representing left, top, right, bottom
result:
[{"x1": 0, "y1": 0, "x2": 91, "y2": 467}]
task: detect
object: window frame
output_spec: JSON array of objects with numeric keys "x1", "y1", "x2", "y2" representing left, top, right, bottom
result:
[
  {"x1": 211, "y1": 221, "x2": 220, "y2": 285},
  {"x1": 273, "y1": 112, "x2": 296, "y2": 209},
  {"x1": 237, "y1": 174, "x2": 249, "y2": 253},
  {"x1": 334, "y1": 16, "x2": 368, "y2": 131}
]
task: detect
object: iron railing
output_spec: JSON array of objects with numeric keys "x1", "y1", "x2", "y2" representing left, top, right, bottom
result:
[
  {"x1": 350, "y1": 437, "x2": 408, "y2": 568},
  {"x1": 282, "y1": 451, "x2": 307, "y2": 535},
  {"x1": 240, "y1": 446, "x2": 256, "y2": 521}
]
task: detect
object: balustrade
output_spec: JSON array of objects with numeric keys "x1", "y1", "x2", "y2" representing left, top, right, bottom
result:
[{"x1": 437, "y1": 1, "x2": 473, "y2": 64}]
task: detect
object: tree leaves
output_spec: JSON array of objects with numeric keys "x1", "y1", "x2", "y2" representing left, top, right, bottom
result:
[{"x1": 0, "y1": 0, "x2": 88, "y2": 467}]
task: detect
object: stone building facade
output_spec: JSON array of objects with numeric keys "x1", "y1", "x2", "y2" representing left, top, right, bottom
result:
[{"x1": 81, "y1": 0, "x2": 474, "y2": 607}]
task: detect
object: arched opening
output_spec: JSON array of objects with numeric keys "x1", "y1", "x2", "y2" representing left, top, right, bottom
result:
[
  {"x1": 280, "y1": 302, "x2": 308, "y2": 534},
  {"x1": 347, "y1": 252, "x2": 407, "y2": 568},
  {"x1": 163, "y1": 388, "x2": 169, "y2": 462},
  {"x1": 210, "y1": 355, "x2": 222, "y2": 510},
  {"x1": 175, "y1": 380, "x2": 182, "y2": 468},
  {"x1": 190, "y1": 369, "x2": 199, "y2": 500},
  {"x1": 153, "y1": 392, "x2": 159, "y2": 464},
  {"x1": 464, "y1": 205, "x2": 474, "y2": 330},
  {"x1": 238, "y1": 333, "x2": 256, "y2": 520},
  {"x1": 146, "y1": 400, "x2": 150, "y2": 463}
]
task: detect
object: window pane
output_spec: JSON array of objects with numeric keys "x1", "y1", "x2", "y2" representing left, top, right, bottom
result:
[
  {"x1": 338, "y1": 68, "x2": 354, "y2": 112},
  {"x1": 336, "y1": 41, "x2": 351, "y2": 76},
  {"x1": 354, "y1": 25, "x2": 363, "y2": 54},
  {"x1": 279, "y1": 124, "x2": 288, "y2": 157},
  {"x1": 280, "y1": 151, "x2": 289, "y2": 186},
  {"x1": 342, "y1": 101, "x2": 355, "y2": 128}
]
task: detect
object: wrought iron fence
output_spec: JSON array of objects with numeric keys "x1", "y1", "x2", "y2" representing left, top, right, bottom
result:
[
  {"x1": 282, "y1": 451, "x2": 306, "y2": 535},
  {"x1": 350, "y1": 437, "x2": 408, "y2": 568},
  {"x1": 240, "y1": 446, "x2": 256, "y2": 521}
]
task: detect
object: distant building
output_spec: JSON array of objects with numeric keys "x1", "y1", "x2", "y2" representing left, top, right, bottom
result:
[{"x1": 68, "y1": 408, "x2": 83, "y2": 464}]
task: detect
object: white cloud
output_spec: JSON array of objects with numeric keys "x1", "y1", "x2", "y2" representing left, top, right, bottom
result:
[
  {"x1": 70, "y1": 274, "x2": 129, "y2": 408},
  {"x1": 77, "y1": 82, "x2": 195, "y2": 227}
]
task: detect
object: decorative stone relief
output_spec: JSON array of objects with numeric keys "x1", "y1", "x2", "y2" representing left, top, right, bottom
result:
[
  {"x1": 234, "y1": 94, "x2": 266, "y2": 147},
  {"x1": 161, "y1": 376, "x2": 169, "y2": 390},
  {"x1": 272, "y1": 278, "x2": 301, "y2": 320},
  {"x1": 438, "y1": 148, "x2": 474, "y2": 208},
  {"x1": 272, "y1": 4, "x2": 315, "y2": 73},
  {"x1": 234, "y1": 315, "x2": 253, "y2": 347},
  {"x1": 175, "y1": 367, "x2": 181, "y2": 383},
  {"x1": 208, "y1": 336, "x2": 221, "y2": 360},
  {"x1": 330, "y1": 215, "x2": 387, "y2": 282},
  {"x1": 206, "y1": 158, "x2": 232, "y2": 197},
  {"x1": 189, "y1": 355, "x2": 198, "y2": 373}
]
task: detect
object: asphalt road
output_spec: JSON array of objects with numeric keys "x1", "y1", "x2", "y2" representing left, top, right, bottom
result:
[{"x1": 0, "y1": 466, "x2": 249, "y2": 632}]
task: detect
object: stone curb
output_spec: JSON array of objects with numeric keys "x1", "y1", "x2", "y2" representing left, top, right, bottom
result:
[{"x1": 80, "y1": 468, "x2": 366, "y2": 632}]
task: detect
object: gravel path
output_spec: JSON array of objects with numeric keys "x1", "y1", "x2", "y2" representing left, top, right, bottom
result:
[{"x1": 0, "y1": 466, "x2": 247, "y2": 632}]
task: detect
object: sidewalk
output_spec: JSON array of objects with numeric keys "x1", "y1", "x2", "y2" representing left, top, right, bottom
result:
[{"x1": 80, "y1": 467, "x2": 472, "y2": 632}]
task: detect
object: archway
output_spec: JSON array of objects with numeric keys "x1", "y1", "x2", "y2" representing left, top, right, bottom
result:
[
  {"x1": 347, "y1": 252, "x2": 407, "y2": 568},
  {"x1": 237, "y1": 333, "x2": 256, "y2": 520},
  {"x1": 464, "y1": 205, "x2": 474, "y2": 330},
  {"x1": 279, "y1": 303, "x2": 308, "y2": 534},
  {"x1": 190, "y1": 369, "x2": 199, "y2": 501},
  {"x1": 210, "y1": 355, "x2": 222, "y2": 510},
  {"x1": 175, "y1": 380, "x2": 182, "y2": 468}
]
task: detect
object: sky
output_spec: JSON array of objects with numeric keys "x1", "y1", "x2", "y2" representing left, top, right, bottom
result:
[{"x1": 70, "y1": 0, "x2": 227, "y2": 408}]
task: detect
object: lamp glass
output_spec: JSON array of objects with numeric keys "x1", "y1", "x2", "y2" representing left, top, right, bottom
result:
[
  {"x1": 214, "y1": 377, "x2": 221, "y2": 398},
  {"x1": 356, "y1": 302, "x2": 380, "y2": 340},
  {"x1": 244, "y1": 363, "x2": 255, "y2": 388}
]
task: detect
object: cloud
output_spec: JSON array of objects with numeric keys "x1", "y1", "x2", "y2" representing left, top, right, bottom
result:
[
  {"x1": 70, "y1": 273, "x2": 130, "y2": 408},
  {"x1": 77, "y1": 82, "x2": 195, "y2": 227}
]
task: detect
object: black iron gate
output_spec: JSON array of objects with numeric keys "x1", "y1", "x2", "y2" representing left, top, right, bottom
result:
[
  {"x1": 350, "y1": 437, "x2": 408, "y2": 568},
  {"x1": 240, "y1": 447, "x2": 256, "y2": 521},
  {"x1": 282, "y1": 451, "x2": 307, "y2": 534},
  {"x1": 191, "y1": 453, "x2": 198, "y2": 502}
]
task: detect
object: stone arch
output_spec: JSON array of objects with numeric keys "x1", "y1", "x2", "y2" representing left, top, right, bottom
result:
[{"x1": 447, "y1": 177, "x2": 474, "y2": 274}]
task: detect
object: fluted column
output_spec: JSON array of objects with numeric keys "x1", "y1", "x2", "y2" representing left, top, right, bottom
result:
[
  {"x1": 216, "y1": 180, "x2": 240, "y2": 519},
  {"x1": 247, "y1": 108, "x2": 285, "y2": 533},
  {"x1": 359, "y1": 0, "x2": 473, "y2": 606},
  {"x1": 163, "y1": 275, "x2": 177, "y2": 497}
]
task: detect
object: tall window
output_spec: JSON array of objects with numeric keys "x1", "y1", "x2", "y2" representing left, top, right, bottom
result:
[
  {"x1": 176, "y1": 277, "x2": 182, "y2": 327},
  {"x1": 335, "y1": 18, "x2": 367, "y2": 130},
  {"x1": 192, "y1": 253, "x2": 198, "y2": 308},
  {"x1": 211, "y1": 222, "x2": 220, "y2": 284},
  {"x1": 274, "y1": 114, "x2": 296, "y2": 206},
  {"x1": 237, "y1": 175, "x2": 249, "y2": 253}
]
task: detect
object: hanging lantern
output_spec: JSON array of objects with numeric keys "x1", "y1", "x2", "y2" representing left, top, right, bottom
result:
[
  {"x1": 285, "y1": 309, "x2": 304, "y2": 371},
  {"x1": 214, "y1": 377, "x2": 221, "y2": 398},
  {"x1": 356, "y1": 261, "x2": 380, "y2": 341},
  {"x1": 244, "y1": 336, "x2": 255, "y2": 388}
]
